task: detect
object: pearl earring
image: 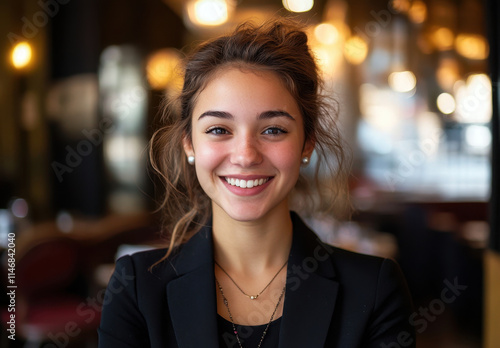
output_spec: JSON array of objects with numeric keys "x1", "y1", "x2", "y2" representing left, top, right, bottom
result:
[
  {"x1": 301, "y1": 157, "x2": 309, "y2": 165},
  {"x1": 187, "y1": 156, "x2": 195, "y2": 165}
]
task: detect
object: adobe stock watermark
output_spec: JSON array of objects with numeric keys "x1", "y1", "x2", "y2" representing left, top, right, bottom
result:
[
  {"x1": 221, "y1": 239, "x2": 335, "y2": 346},
  {"x1": 287, "y1": 240, "x2": 335, "y2": 291},
  {"x1": 455, "y1": 77, "x2": 493, "y2": 123},
  {"x1": 380, "y1": 277, "x2": 468, "y2": 348},
  {"x1": 7, "y1": 0, "x2": 71, "y2": 45},
  {"x1": 43, "y1": 265, "x2": 135, "y2": 348},
  {"x1": 353, "y1": 1, "x2": 401, "y2": 44},
  {"x1": 384, "y1": 129, "x2": 444, "y2": 191},
  {"x1": 51, "y1": 117, "x2": 115, "y2": 183},
  {"x1": 51, "y1": 84, "x2": 148, "y2": 183}
]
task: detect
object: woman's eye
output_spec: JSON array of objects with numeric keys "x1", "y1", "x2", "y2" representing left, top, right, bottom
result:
[
  {"x1": 263, "y1": 127, "x2": 287, "y2": 136},
  {"x1": 206, "y1": 127, "x2": 229, "y2": 135}
]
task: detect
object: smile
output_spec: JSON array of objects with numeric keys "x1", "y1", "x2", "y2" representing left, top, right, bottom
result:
[{"x1": 224, "y1": 177, "x2": 271, "y2": 188}]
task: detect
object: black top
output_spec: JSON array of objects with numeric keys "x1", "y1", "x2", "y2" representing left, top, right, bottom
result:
[
  {"x1": 217, "y1": 315, "x2": 281, "y2": 348},
  {"x1": 98, "y1": 212, "x2": 416, "y2": 348}
]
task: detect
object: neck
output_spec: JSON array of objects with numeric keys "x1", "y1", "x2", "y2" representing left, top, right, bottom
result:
[{"x1": 212, "y1": 204, "x2": 293, "y2": 276}]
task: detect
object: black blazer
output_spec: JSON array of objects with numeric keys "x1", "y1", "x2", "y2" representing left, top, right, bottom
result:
[{"x1": 98, "y1": 212, "x2": 415, "y2": 347}]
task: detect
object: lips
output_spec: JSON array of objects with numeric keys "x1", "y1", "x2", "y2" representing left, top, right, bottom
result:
[{"x1": 224, "y1": 177, "x2": 271, "y2": 188}]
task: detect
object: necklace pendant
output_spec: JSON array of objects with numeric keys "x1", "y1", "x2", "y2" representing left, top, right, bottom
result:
[{"x1": 250, "y1": 295, "x2": 258, "y2": 300}]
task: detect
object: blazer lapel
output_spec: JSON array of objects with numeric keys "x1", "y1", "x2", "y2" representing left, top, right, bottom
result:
[
  {"x1": 164, "y1": 213, "x2": 339, "y2": 348},
  {"x1": 166, "y1": 225, "x2": 220, "y2": 348},
  {"x1": 279, "y1": 213, "x2": 340, "y2": 347}
]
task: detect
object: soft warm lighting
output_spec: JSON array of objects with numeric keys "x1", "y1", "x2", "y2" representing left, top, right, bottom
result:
[
  {"x1": 455, "y1": 34, "x2": 489, "y2": 60},
  {"x1": 283, "y1": 0, "x2": 314, "y2": 13},
  {"x1": 388, "y1": 71, "x2": 416, "y2": 93},
  {"x1": 312, "y1": 46, "x2": 342, "y2": 76},
  {"x1": 408, "y1": 1, "x2": 427, "y2": 24},
  {"x1": 11, "y1": 42, "x2": 32, "y2": 69},
  {"x1": 436, "y1": 58, "x2": 460, "y2": 91},
  {"x1": 430, "y1": 27, "x2": 454, "y2": 51},
  {"x1": 314, "y1": 23, "x2": 339, "y2": 45},
  {"x1": 146, "y1": 49, "x2": 181, "y2": 90},
  {"x1": 186, "y1": 0, "x2": 230, "y2": 26},
  {"x1": 344, "y1": 36, "x2": 368, "y2": 65},
  {"x1": 359, "y1": 84, "x2": 400, "y2": 134},
  {"x1": 390, "y1": 0, "x2": 410, "y2": 13},
  {"x1": 436, "y1": 93, "x2": 456, "y2": 114}
]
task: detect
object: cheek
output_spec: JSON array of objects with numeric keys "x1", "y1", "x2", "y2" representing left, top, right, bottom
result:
[
  {"x1": 268, "y1": 143, "x2": 303, "y2": 173},
  {"x1": 193, "y1": 142, "x2": 227, "y2": 177}
]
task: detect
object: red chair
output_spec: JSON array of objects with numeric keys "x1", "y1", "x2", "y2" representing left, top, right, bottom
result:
[{"x1": 1, "y1": 237, "x2": 101, "y2": 347}]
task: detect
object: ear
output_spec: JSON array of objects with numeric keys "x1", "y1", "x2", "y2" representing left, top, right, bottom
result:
[
  {"x1": 182, "y1": 133, "x2": 194, "y2": 157},
  {"x1": 302, "y1": 138, "x2": 315, "y2": 159}
]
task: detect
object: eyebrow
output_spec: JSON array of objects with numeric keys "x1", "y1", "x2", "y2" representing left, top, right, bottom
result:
[{"x1": 197, "y1": 110, "x2": 296, "y2": 121}]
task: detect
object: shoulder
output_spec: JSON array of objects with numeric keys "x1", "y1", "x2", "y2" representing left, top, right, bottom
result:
[
  {"x1": 330, "y1": 245, "x2": 393, "y2": 273},
  {"x1": 114, "y1": 246, "x2": 183, "y2": 283},
  {"x1": 291, "y1": 212, "x2": 403, "y2": 285},
  {"x1": 324, "y1": 243, "x2": 407, "y2": 290}
]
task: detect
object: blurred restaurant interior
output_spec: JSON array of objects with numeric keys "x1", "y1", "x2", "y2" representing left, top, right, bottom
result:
[{"x1": 1, "y1": 0, "x2": 499, "y2": 347}]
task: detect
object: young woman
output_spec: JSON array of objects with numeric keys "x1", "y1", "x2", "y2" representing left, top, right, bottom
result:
[{"x1": 99, "y1": 18, "x2": 415, "y2": 348}]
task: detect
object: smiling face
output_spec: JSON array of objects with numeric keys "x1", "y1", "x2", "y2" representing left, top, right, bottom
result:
[{"x1": 183, "y1": 67, "x2": 314, "y2": 223}]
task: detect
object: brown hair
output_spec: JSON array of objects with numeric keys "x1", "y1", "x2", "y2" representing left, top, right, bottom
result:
[{"x1": 149, "y1": 17, "x2": 351, "y2": 262}]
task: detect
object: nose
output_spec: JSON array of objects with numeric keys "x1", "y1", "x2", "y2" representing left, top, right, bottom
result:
[{"x1": 230, "y1": 134, "x2": 263, "y2": 167}]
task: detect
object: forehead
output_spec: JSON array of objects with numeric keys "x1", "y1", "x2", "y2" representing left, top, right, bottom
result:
[{"x1": 192, "y1": 67, "x2": 299, "y2": 114}]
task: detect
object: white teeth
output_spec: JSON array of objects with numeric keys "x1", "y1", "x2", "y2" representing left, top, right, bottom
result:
[{"x1": 225, "y1": 177, "x2": 270, "y2": 188}]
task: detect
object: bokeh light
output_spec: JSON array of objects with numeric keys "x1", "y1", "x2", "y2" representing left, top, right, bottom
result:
[
  {"x1": 437, "y1": 93, "x2": 456, "y2": 114},
  {"x1": 186, "y1": 0, "x2": 231, "y2": 26},
  {"x1": 314, "y1": 23, "x2": 339, "y2": 45},
  {"x1": 408, "y1": 1, "x2": 427, "y2": 24},
  {"x1": 11, "y1": 42, "x2": 33, "y2": 69},
  {"x1": 344, "y1": 36, "x2": 368, "y2": 65},
  {"x1": 388, "y1": 71, "x2": 417, "y2": 93},
  {"x1": 283, "y1": 0, "x2": 314, "y2": 13},
  {"x1": 146, "y1": 49, "x2": 181, "y2": 90},
  {"x1": 455, "y1": 34, "x2": 489, "y2": 60}
]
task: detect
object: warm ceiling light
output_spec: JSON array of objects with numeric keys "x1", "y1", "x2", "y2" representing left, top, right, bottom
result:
[
  {"x1": 186, "y1": 0, "x2": 230, "y2": 26},
  {"x1": 283, "y1": 0, "x2": 314, "y2": 13},
  {"x1": 455, "y1": 34, "x2": 489, "y2": 60},
  {"x1": 344, "y1": 36, "x2": 368, "y2": 65},
  {"x1": 11, "y1": 41, "x2": 32, "y2": 69},
  {"x1": 314, "y1": 23, "x2": 339, "y2": 45},
  {"x1": 388, "y1": 71, "x2": 417, "y2": 93}
]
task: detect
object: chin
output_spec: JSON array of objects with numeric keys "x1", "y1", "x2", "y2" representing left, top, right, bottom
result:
[
  {"x1": 225, "y1": 208, "x2": 267, "y2": 223},
  {"x1": 217, "y1": 199, "x2": 288, "y2": 224}
]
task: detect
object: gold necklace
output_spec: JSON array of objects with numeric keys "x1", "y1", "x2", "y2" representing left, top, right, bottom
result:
[
  {"x1": 216, "y1": 278, "x2": 286, "y2": 348},
  {"x1": 214, "y1": 260, "x2": 287, "y2": 300}
]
